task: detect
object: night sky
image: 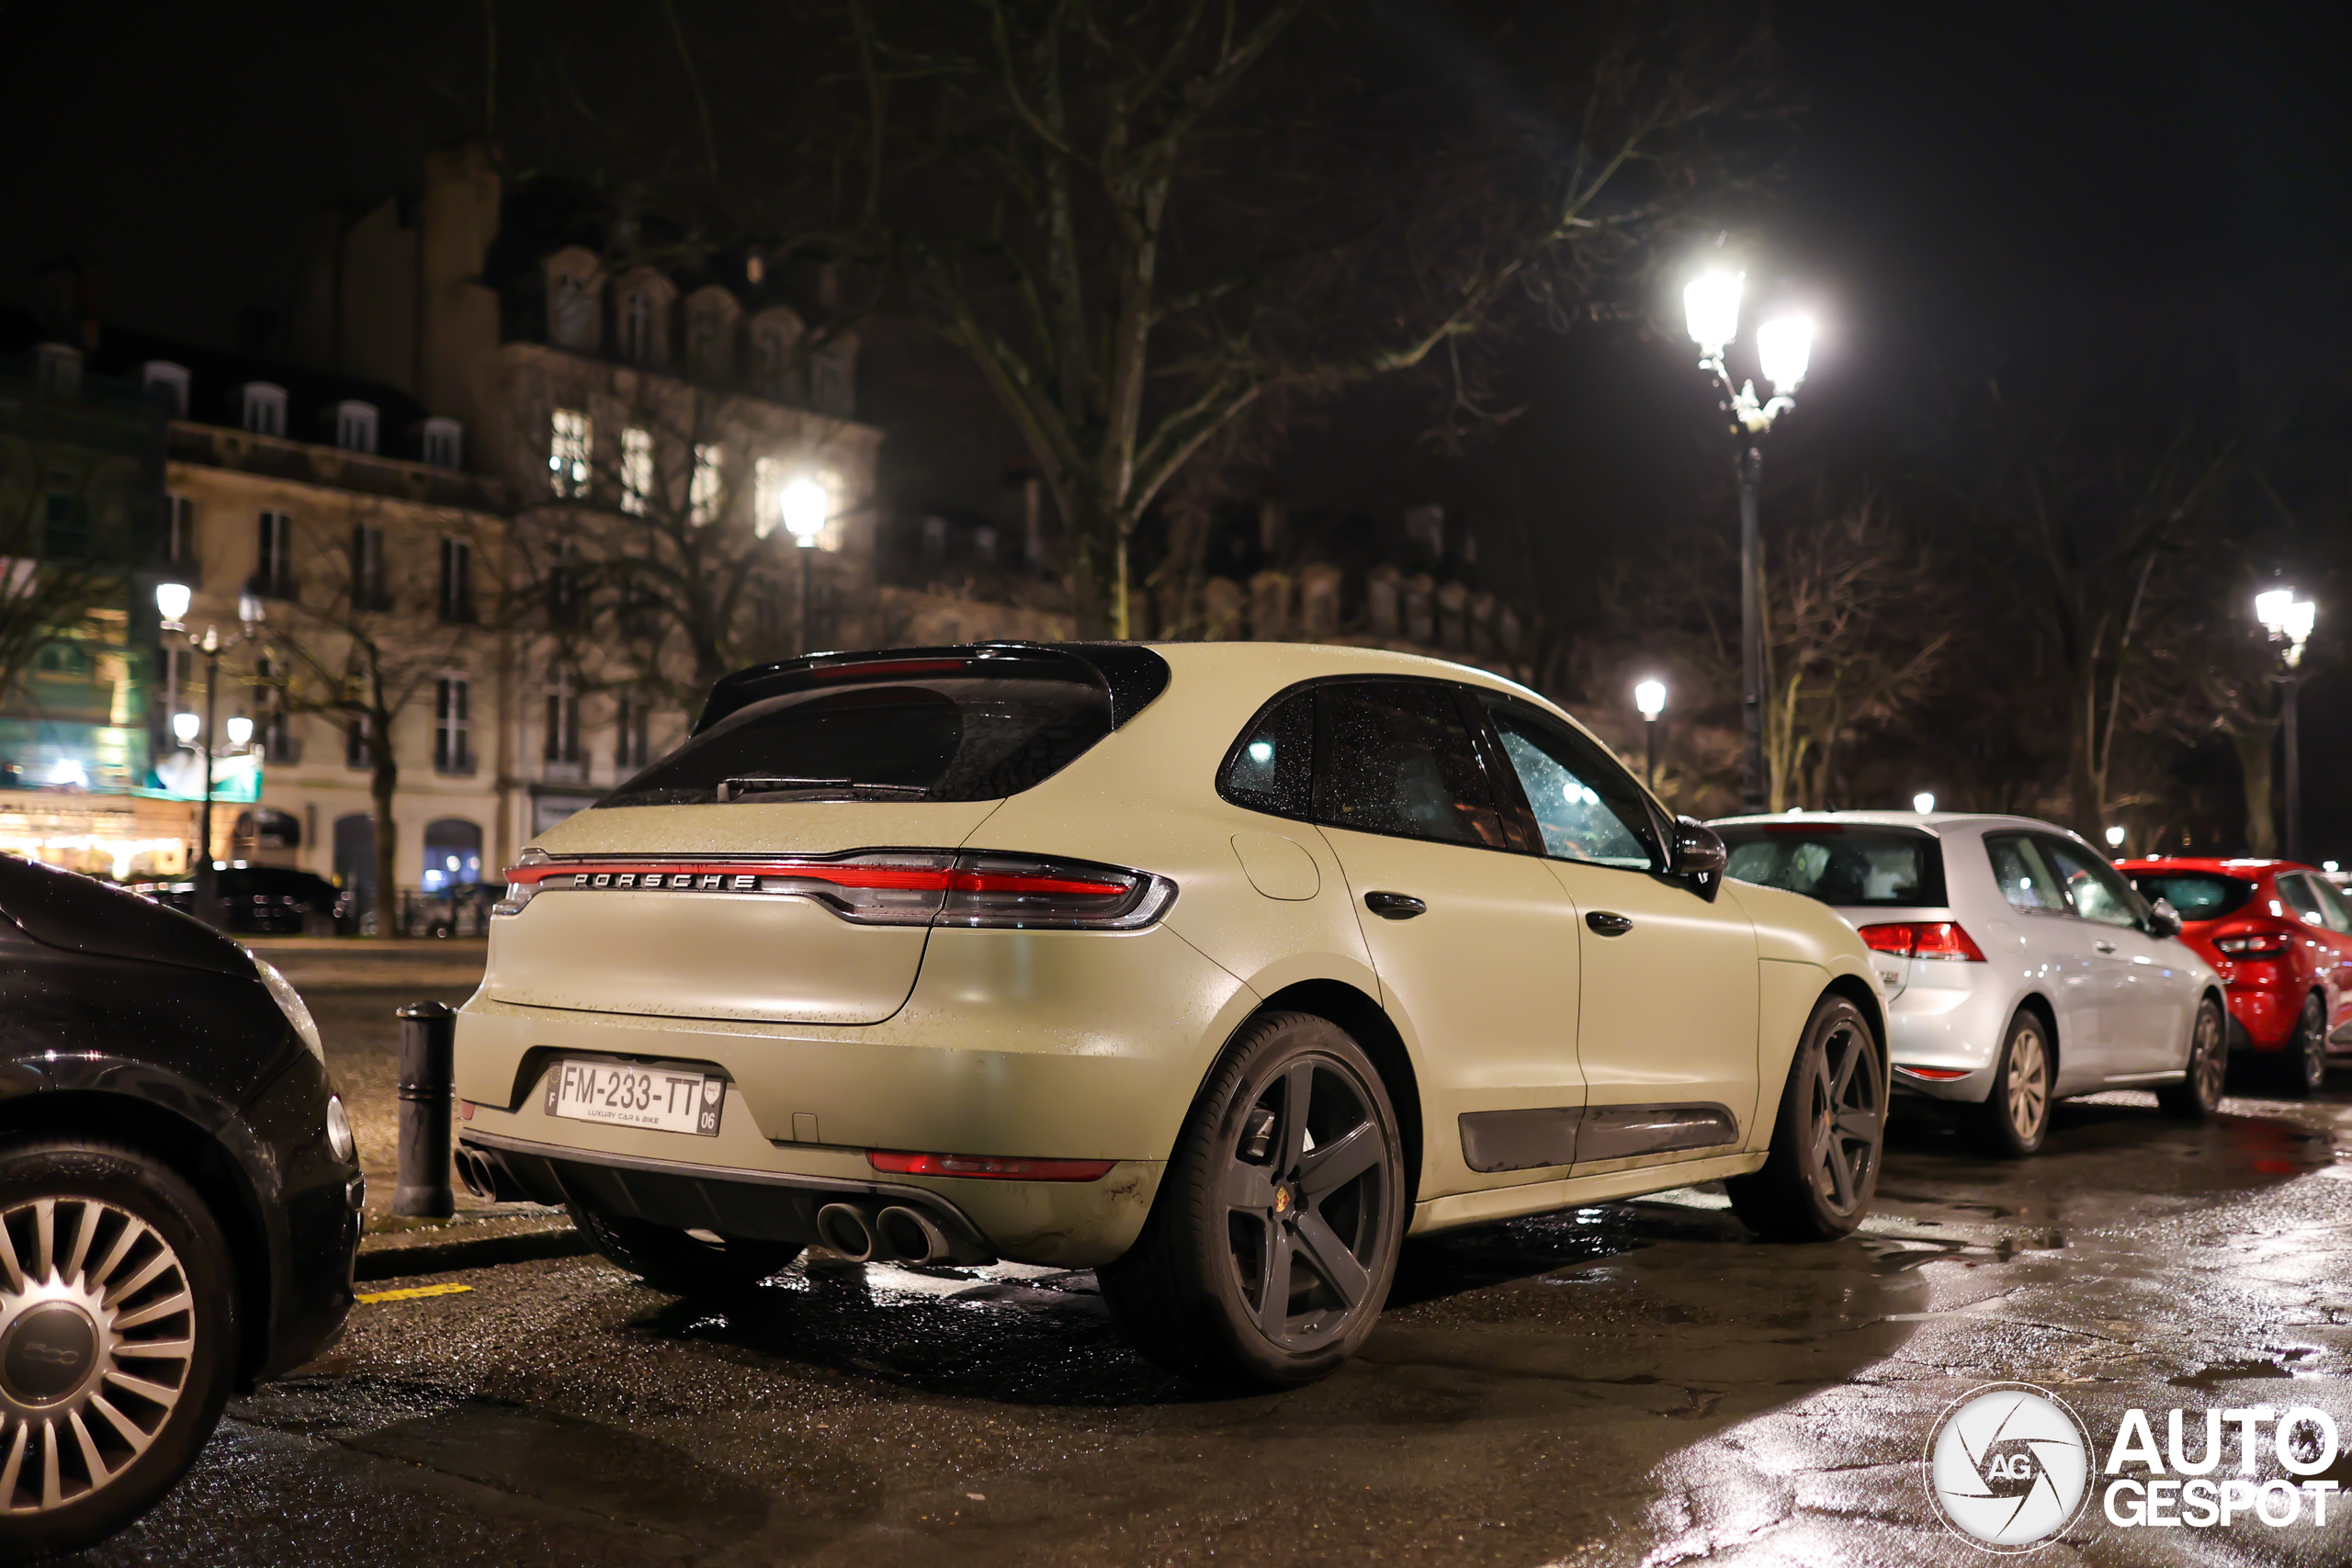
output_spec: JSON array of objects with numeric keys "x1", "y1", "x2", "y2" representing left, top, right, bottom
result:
[{"x1": 9, "y1": 2, "x2": 2350, "y2": 840}]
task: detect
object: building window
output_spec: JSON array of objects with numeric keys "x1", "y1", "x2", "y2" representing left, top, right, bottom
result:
[
  {"x1": 548, "y1": 409, "x2": 591, "y2": 497},
  {"x1": 35, "y1": 344, "x2": 83, "y2": 399},
  {"x1": 143, "y1": 361, "x2": 189, "y2": 417},
  {"x1": 254, "y1": 655, "x2": 296, "y2": 762},
  {"x1": 349, "y1": 525, "x2": 389, "y2": 612},
  {"x1": 164, "y1": 494, "x2": 196, "y2": 569},
  {"x1": 544, "y1": 676, "x2": 582, "y2": 765},
  {"x1": 752, "y1": 314, "x2": 801, "y2": 400},
  {"x1": 690, "y1": 444, "x2": 723, "y2": 526},
  {"x1": 549, "y1": 260, "x2": 601, "y2": 351},
  {"x1": 334, "y1": 400, "x2": 379, "y2": 455},
  {"x1": 435, "y1": 676, "x2": 474, "y2": 774},
  {"x1": 255, "y1": 511, "x2": 294, "y2": 599},
  {"x1": 622, "y1": 288, "x2": 658, "y2": 365},
  {"x1": 687, "y1": 300, "x2": 733, "y2": 379},
  {"x1": 810, "y1": 346, "x2": 854, "y2": 415},
  {"x1": 422, "y1": 416, "x2": 463, "y2": 469},
  {"x1": 922, "y1": 514, "x2": 947, "y2": 561},
  {"x1": 242, "y1": 383, "x2": 286, "y2": 437},
  {"x1": 345, "y1": 716, "x2": 371, "y2": 770},
  {"x1": 547, "y1": 537, "x2": 581, "y2": 626},
  {"x1": 422, "y1": 818, "x2": 484, "y2": 890},
  {"x1": 44, "y1": 494, "x2": 89, "y2": 558},
  {"x1": 615, "y1": 693, "x2": 651, "y2": 771},
  {"x1": 621, "y1": 426, "x2": 653, "y2": 515},
  {"x1": 439, "y1": 536, "x2": 476, "y2": 624}
]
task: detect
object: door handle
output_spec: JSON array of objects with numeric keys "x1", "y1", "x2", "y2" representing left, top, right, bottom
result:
[
  {"x1": 2094, "y1": 940, "x2": 2117, "y2": 954},
  {"x1": 1586, "y1": 910, "x2": 1634, "y2": 937},
  {"x1": 1363, "y1": 891, "x2": 1427, "y2": 919}
]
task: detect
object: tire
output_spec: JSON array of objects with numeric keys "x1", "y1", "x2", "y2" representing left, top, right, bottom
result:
[
  {"x1": 2273, "y1": 994, "x2": 2328, "y2": 1100},
  {"x1": 2157, "y1": 997, "x2": 2229, "y2": 1119},
  {"x1": 566, "y1": 1203, "x2": 800, "y2": 1294},
  {"x1": 1726, "y1": 994, "x2": 1885, "y2": 1240},
  {"x1": 1098, "y1": 1011, "x2": 1407, "y2": 1389},
  {"x1": 1974, "y1": 1008, "x2": 2054, "y2": 1158},
  {"x1": 0, "y1": 1137, "x2": 238, "y2": 1564}
]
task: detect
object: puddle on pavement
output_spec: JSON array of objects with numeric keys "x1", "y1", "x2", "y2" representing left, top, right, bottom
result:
[{"x1": 2166, "y1": 1348, "x2": 2319, "y2": 1392}]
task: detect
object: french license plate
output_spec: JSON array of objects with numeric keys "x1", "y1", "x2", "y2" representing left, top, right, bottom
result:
[{"x1": 545, "y1": 1060, "x2": 724, "y2": 1135}]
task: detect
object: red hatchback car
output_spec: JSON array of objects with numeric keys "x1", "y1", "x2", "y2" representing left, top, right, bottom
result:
[{"x1": 2120, "y1": 858, "x2": 2352, "y2": 1096}]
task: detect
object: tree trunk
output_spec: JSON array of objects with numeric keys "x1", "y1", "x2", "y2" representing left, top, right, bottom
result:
[
  {"x1": 1062, "y1": 495, "x2": 1112, "y2": 638},
  {"x1": 2232, "y1": 721, "x2": 2279, "y2": 858},
  {"x1": 2067, "y1": 682, "x2": 2105, "y2": 840},
  {"x1": 370, "y1": 717, "x2": 402, "y2": 941}
]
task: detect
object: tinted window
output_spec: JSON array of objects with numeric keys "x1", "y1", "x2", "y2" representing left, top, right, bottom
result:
[
  {"x1": 2307, "y1": 876, "x2": 2352, "y2": 934},
  {"x1": 2278, "y1": 874, "x2": 2329, "y2": 928},
  {"x1": 1480, "y1": 696, "x2": 1655, "y2": 869},
  {"x1": 2041, "y1": 837, "x2": 2143, "y2": 929},
  {"x1": 2126, "y1": 871, "x2": 2255, "y2": 922},
  {"x1": 1218, "y1": 687, "x2": 1315, "y2": 818},
  {"x1": 601, "y1": 674, "x2": 1111, "y2": 807},
  {"x1": 1313, "y1": 682, "x2": 1508, "y2": 848},
  {"x1": 1718, "y1": 828, "x2": 1946, "y2": 907},
  {"x1": 1985, "y1": 834, "x2": 2067, "y2": 913}
]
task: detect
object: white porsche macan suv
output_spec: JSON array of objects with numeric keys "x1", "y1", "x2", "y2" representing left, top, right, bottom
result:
[
  {"x1": 457, "y1": 642, "x2": 1888, "y2": 1385},
  {"x1": 1710, "y1": 811, "x2": 2228, "y2": 1156}
]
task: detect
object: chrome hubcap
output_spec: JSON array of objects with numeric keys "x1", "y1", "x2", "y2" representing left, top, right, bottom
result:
[
  {"x1": 0, "y1": 1198, "x2": 196, "y2": 1516},
  {"x1": 1224, "y1": 1056, "x2": 1393, "y2": 1351},
  {"x1": 1808, "y1": 1021, "x2": 1883, "y2": 1215},
  {"x1": 2007, "y1": 1029, "x2": 2050, "y2": 1140}
]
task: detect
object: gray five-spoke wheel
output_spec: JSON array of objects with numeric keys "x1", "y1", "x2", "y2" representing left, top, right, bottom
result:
[
  {"x1": 2191, "y1": 1005, "x2": 2227, "y2": 1106},
  {"x1": 1222, "y1": 1056, "x2": 1392, "y2": 1352},
  {"x1": 0, "y1": 1197, "x2": 197, "y2": 1517},
  {"x1": 1808, "y1": 1015, "x2": 1886, "y2": 1218}
]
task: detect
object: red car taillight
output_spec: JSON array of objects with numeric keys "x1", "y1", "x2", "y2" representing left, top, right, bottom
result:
[
  {"x1": 497, "y1": 850, "x2": 1177, "y2": 931},
  {"x1": 2214, "y1": 928, "x2": 2291, "y2": 956},
  {"x1": 1856, "y1": 921, "x2": 1988, "y2": 962}
]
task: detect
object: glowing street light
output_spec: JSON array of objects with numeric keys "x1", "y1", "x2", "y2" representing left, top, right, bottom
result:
[
  {"x1": 1680, "y1": 260, "x2": 1818, "y2": 809},
  {"x1": 1633, "y1": 679, "x2": 1668, "y2": 790},
  {"x1": 2105, "y1": 824, "x2": 2126, "y2": 850},
  {"x1": 225, "y1": 715, "x2": 254, "y2": 749},
  {"x1": 2256, "y1": 584, "x2": 2320, "y2": 860},
  {"x1": 1912, "y1": 792, "x2": 1936, "y2": 816},
  {"x1": 154, "y1": 581, "x2": 192, "y2": 626},
  {"x1": 172, "y1": 712, "x2": 201, "y2": 744}
]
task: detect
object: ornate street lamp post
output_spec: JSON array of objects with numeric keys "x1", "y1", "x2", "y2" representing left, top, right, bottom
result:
[
  {"x1": 780, "y1": 476, "x2": 831, "y2": 654},
  {"x1": 2255, "y1": 586, "x2": 2317, "y2": 862},
  {"x1": 1634, "y1": 678, "x2": 1668, "y2": 792},
  {"x1": 156, "y1": 581, "x2": 263, "y2": 925},
  {"x1": 1683, "y1": 269, "x2": 1813, "y2": 811}
]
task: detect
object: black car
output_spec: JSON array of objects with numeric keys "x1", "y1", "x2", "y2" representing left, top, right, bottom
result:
[
  {"x1": 135, "y1": 865, "x2": 351, "y2": 935},
  {"x1": 0, "y1": 855, "x2": 362, "y2": 1559}
]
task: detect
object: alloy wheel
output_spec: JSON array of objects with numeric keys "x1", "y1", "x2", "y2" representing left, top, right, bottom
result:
[
  {"x1": 1221, "y1": 1055, "x2": 1394, "y2": 1351},
  {"x1": 0, "y1": 1197, "x2": 197, "y2": 1517},
  {"x1": 2006, "y1": 1026, "x2": 2051, "y2": 1144},
  {"x1": 2191, "y1": 1005, "x2": 2228, "y2": 1108},
  {"x1": 1806, "y1": 1017, "x2": 1885, "y2": 1218},
  {"x1": 2297, "y1": 998, "x2": 2327, "y2": 1093}
]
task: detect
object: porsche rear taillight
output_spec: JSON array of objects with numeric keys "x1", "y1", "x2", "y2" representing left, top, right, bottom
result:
[
  {"x1": 496, "y1": 850, "x2": 1176, "y2": 931},
  {"x1": 1856, "y1": 921, "x2": 1987, "y2": 962}
]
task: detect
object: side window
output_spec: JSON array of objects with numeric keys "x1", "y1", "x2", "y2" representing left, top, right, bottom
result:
[
  {"x1": 1477, "y1": 695, "x2": 1657, "y2": 869},
  {"x1": 1984, "y1": 834, "x2": 2066, "y2": 913},
  {"x1": 2278, "y1": 874, "x2": 2329, "y2": 929},
  {"x1": 1218, "y1": 686, "x2": 1314, "y2": 818},
  {"x1": 2041, "y1": 837, "x2": 2143, "y2": 929},
  {"x1": 2305, "y1": 877, "x2": 2352, "y2": 935},
  {"x1": 1312, "y1": 681, "x2": 1508, "y2": 849}
]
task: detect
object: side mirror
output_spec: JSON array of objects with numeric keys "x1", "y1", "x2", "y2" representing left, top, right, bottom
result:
[
  {"x1": 2146, "y1": 897, "x2": 2182, "y2": 940},
  {"x1": 1669, "y1": 817, "x2": 1726, "y2": 899}
]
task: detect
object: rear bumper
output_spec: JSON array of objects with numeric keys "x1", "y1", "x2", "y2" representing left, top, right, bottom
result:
[
  {"x1": 1881, "y1": 975, "x2": 2008, "y2": 1103},
  {"x1": 2224, "y1": 984, "x2": 2300, "y2": 1052}
]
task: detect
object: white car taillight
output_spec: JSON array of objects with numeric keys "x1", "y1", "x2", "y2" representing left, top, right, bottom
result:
[{"x1": 493, "y1": 850, "x2": 1177, "y2": 931}]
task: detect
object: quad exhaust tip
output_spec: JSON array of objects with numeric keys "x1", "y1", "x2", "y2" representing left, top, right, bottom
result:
[{"x1": 815, "y1": 1201, "x2": 948, "y2": 1265}]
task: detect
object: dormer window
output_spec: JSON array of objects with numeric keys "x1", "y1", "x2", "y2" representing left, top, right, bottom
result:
[
  {"x1": 749, "y1": 308, "x2": 804, "y2": 400},
  {"x1": 422, "y1": 416, "x2": 463, "y2": 469},
  {"x1": 809, "y1": 341, "x2": 856, "y2": 416},
  {"x1": 35, "y1": 344, "x2": 82, "y2": 399},
  {"x1": 615, "y1": 270, "x2": 674, "y2": 367},
  {"x1": 242, "y1": 382, "x2": 287, "y2": 436},
  {"x1": 545, "y1": 248, "x2": 604, "y2": 352},
  {"x1": 334, "y1": 400, "x2": 379, "y2": 455},
  {"x1": 623, "y1": 289, "x2": 656, "y2": 365},
  {"x1": 683, "y1": 287, "x2": 740, "y2": 381},
  {"x1": 142, "y1": 361, "x2": 189, "y2": 417}
]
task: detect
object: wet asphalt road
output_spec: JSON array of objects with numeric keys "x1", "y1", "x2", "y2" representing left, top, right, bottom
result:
[{"x1": 72, "y1": 947, "x2": 2352, "y2": 1566}]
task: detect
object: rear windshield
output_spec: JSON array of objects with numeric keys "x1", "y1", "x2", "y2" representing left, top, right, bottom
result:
[
  {"x1": 599, "y1": 674, "x2": 1114, "y2": 808},
  {"x1": 1717, "y1": 826, "x2": 1948, "y2": 908},
  {"x1": 2126, "y1": 871, "x2": 2255, "y2": 922}
]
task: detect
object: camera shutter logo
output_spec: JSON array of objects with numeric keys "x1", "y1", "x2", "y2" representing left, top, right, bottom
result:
[{"x1": 1925, "y1": 1383, "x2": 2092, "y2": 1551}]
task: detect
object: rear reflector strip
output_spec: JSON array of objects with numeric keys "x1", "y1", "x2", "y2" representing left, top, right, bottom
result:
[
  {"x1": 1896, "y1": 1066, "x2": 1973, "y2": 1081},
  {"x1": 867, "y1": 1150, "x2": 1116, "y2": 1181}
]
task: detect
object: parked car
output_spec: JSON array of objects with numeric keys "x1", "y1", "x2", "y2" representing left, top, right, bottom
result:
[
  {"x1": 0, "y1": 854, "x2": 362, "y2": 1558},
  {"x1": 133, "y1": 865, "x2": 350, "y2": 935},
  {"x1": 2118, "y1": 857, "x2": 2352, "y2": 1095},
  {"x1": 456, "y1": 642, "x2": 1887, "y2": 1388},
  {"x1": 1709, "y1": 811, "x2": 2228, "y2": 1157}
]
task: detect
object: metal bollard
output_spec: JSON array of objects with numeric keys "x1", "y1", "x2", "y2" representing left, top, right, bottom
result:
[{"x1": 393, "y1": 1000, "x2": 457, "y2": 1218}]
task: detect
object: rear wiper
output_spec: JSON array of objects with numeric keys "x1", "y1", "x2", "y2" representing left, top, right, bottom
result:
[{"x1": 716, "y1": 775, "x2": 930, "y2": 802}]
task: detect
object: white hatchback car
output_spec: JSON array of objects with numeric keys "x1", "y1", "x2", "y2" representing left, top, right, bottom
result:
[
  {"x1": 457, "y1": 642, "x2": 1888, "y2": 1387},
  {"x1": 1710, "y1": 811, "x2": 2228, "y2": 1155}
]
